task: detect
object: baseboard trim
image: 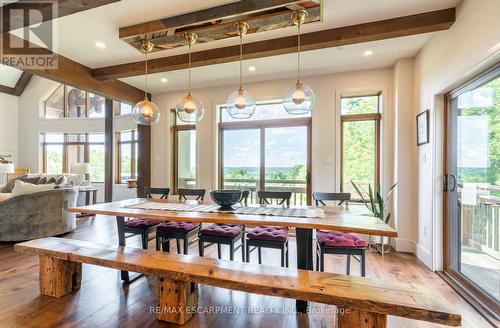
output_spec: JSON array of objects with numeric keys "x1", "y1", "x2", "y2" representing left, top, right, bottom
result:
[
  {"x1": 393, "y1": 238, "x2": 416, "y2": 253},
  {"x1": 416, "y1": 243, "x2": 433, "y2": 269}
]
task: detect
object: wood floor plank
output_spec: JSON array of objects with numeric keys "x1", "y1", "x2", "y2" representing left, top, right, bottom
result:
[{"x1": 0, "y1": 215, "x2": 493, "y2": 328}]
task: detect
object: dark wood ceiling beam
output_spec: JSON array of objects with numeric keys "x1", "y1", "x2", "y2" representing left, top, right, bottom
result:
[
  {"x1": 0, "y1": 72, "x2": 32, "y2": 96},
  {"x1": 95, "y1": 8, "x2": 456, "y2": 80},
  {"x1": 119, "y1": 0, "x2": 306, "y2": 40},
  {"x1": 2, "y1": 33, "x2": 145, "y2": 103},
  {"x1": 2, "y1": 0, "x2": 120, "y2": 33}
]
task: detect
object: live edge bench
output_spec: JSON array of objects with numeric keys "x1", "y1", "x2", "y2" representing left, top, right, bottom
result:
[{"x1": 15, "y1": 237, "x2": 461, "y2": 327}]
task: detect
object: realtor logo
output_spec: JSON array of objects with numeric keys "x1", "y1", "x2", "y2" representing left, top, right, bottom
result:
[{"x1": 0, "y1": 0, "x2": 58, "y2": 69}]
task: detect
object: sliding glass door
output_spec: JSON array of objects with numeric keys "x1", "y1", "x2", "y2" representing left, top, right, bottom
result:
[{"x1": 445, "y1": 65, "x2": 499, "y2": 317}]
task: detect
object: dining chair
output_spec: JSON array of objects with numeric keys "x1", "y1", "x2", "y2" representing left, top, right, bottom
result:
[
  {"x1": 156, "y1": 188, "x2": 205, "y2": 254},
  {"x1": 122, "y1": 187, "x2": 170, "y2": 249},
  {"x1": 312, "y1": 192, "x2": 367, "y2": 276},
  {"x1": 198, "y1": 190, "x2": 249, "y2": 261},
  {"x1": 245, "y1": 191, "x2": 292, "y2": 267}
]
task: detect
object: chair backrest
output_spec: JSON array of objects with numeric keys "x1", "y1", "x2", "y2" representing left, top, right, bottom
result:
[
  {"x1": 312, "y1": 192, "x2": 351, "y2": 206},
  {"x1": 178, "y1": 188, "x2": 206, "y2": 201},
  {"x1": 145, "y1": 187, "x2": 170, "y2": 199},
  {"x1": 240, "y1": 190, "x2": 250, "y2": 206},
  {"x1": 257, "y1": 191, "x2": 292, "y2": 207}
]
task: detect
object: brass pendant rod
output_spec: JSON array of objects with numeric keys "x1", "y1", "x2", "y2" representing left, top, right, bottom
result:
[
  {"x1": 239, "y1": 34, "x2": 243, "y2": 90},
  {"x1": 297, "y1": 23, "x2": 301, "y2": 84},
  {"x1": 144, "y1": 50, "x2": 148, "y2": 99},
  {"x1": 188, "y1": 43, "x2": 192, "y2": 95}
]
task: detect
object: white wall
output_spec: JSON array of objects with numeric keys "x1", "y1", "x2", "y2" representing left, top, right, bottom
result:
[
  {"x1": 0, "y1": 92, "x2": 19, "y2": 184},
  {"x1": 414, "y1": 0, "x2": 500, "y2": 269},
  {"x1": 17, "y1": 75, "x2": 137, "y2": 202},
  {"x1": 393, "y1": 58, "x2": 417, "y2": 253}
]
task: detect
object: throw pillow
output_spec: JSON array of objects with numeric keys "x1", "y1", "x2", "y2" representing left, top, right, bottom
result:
[
  {"x1": 55, "y1": 176, "x2": 66, "y2": 185},
  {"x1": 47, "y1": 177, "x2": 56, "y2": 184},
  {"x1": 36, "y1": 177, "x2": 48, "y2": 185},
  {"x1": 11, "y1": 180, "x2": 56, "y2": 197},
  {"x1": 0, "y1": 175, "x2": 39, "y2": 193}
]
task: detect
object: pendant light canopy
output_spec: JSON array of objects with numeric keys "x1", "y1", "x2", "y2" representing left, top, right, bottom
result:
[
  {"x1": 226, "y1": 22, "x2": 255, "y2": 120},
  {"x1": 176, "y1": 32, "x2": 204, "y2": 123},
  {"x1": 133, "y1": 41, "x2": 161, "y2": 125},
  {"x1": 283, "y1": 10, "x2": 315, "y2": 115}
]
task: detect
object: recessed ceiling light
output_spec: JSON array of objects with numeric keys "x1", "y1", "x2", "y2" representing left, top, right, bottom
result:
[
  {"x1": 160, "y1": 78, "x2": 168, "y2": 83},
  {"x1": 248, "y1": 66, "x2": 256, "y2": 72},
  {"x1": 364, "y1": 50, "x2": 373, "y2": 56},
  {"x1": 95, "y1": 42, "x2": 106, "y2": 49}
]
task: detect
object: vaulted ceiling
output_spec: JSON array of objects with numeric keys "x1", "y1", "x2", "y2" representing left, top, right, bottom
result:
[{"x1": 1, "y1": 0, "x2": 461, "y2": 98}]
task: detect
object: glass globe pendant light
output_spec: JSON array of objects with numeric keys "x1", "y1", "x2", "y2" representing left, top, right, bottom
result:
[
  {"x1": 132, "y1": 41, "x2": 161, "y2": 125},
  {"x1": 283, "y1": 10, "x2": 315, "y2": 115},
  {"x1": 226, "y1": 21, "x2": 255, "y2": 120},
  {"x1": 176, "y1": 32, "x2": 204, "y2": 123}
]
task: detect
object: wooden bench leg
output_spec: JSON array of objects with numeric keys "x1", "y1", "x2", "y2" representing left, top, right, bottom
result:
[
  {"x1": 338, "y1": 309, "x2": 387, "y2": 328},
  {"x1": 39, "y1": 256, "x2": 82, "y2": 297},
  {"x1": 157, "y1": 277, "x2": 198, "y2": 325}
]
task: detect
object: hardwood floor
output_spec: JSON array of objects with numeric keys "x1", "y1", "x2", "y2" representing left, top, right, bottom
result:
[{"x1": 0, "y1": 215, "x2": 492, "y2": 328}]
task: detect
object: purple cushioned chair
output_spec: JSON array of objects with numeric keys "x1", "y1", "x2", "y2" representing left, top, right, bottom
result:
[
  {"x1": 313, "y1": 192, "x2": 367, "y2": 276},
  {"x1": 122, "y1": 188, "x2": 169, "y2": 249},
  {"x1": 245, "y1": 191, "x2": 291, "y2": 267},
  {"x1": 155, "y1": 189, "x2": 205, "y2": 254},
  {"x1": 198, "y1": 190, "x2": 249, "y2": 261}
]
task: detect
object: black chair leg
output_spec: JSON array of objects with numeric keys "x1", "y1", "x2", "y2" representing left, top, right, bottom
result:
[
  {"x1": 217, "y1": 243, "x2": 222, "y2": 259},
  {"x1": 198, "y1": 239, "x2": 204, "y2": 257},
  {"x1": 285, "y1": 243, "x2": 289, "y2": 268},
  {"x1": 162, "y1": 239, "x2": 170, "y2": 253},
  {"x1": 241, "y1": 238, "x2": 245, "y2": 262},
  {"x1": 230, "y1": 242, "x2": 234, "y2": 261},
  {"x1": 346, "y1": 254, "x2": 351, "y2": 275},
  {"x1": 280, "y1": 246, "x2": 285, "y2": 267},
  {"x1": 156, "y1": 236, "x2": 161, "y2": 251},
  {"x1": 316, "y1": 247, "x2": 320, "y2": 271},
  {"x1": 141, "y1": 232, "x2": 148, "y2": 249},
  {"x1": 361, "y1": 250, "x2": 366, "y2": 277},
  {"x1": 320, "y1": 249, "x2": 325, "y2": 272},
  {"x1": 176, "y1": 239, "x2": 181, "y2": 254},
  {"x1": 183, "y1": 237, "x2": 189, "y2": 255},
  {"x1": 245, "y1": 243, "x2": 250, "y2": 263},
  {"x1": 258, "y1": 246, "x2": 262, "y2": 264}
]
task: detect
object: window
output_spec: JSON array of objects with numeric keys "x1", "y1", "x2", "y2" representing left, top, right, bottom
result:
[
  {"x1": 117, "y1": 130, "x2": 138, "y2": 183},
  {"x1": 116, "y1": 102, "x2": 133, "y2": 116},
  {"x1": 44, "y1": 84, "x2": 106, "y2": 119},
  {"x1": 219, "y1": 102, "x2": 311, "y2": 205},
  {"x1": 40, "y1": 133, "x2": 105, "y2": 182},
  {"x1": 340, "y1": 94, "x2": 381, "y2": 197},
  {"x1": 172, "y1": 110, "x2": 196, "y2": 192}
]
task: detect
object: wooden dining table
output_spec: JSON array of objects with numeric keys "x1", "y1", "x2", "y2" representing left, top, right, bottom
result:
[{"x1": 69, "y1": 198, "x2": 397, "y2": 312}]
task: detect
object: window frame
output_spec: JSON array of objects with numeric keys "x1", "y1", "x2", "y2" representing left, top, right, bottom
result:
[
  {"x1": 172, "y1": 123, "x2": 196, "y2": 194},
  {"x1": 218, "y1": 102, "x2": 312, "y2": 205},
  {"x1": 116, "y1": 129, "x2": 138, "y2": 184},
  {"x1": 40, "y1": 133, "x2": 105, "y2": 182},
  {"x1": 339, "y1": 94, "x2": 382, "y2": 198},
  {"x1": 43, "y1": 84, "x2": 106, "y2": 119}
]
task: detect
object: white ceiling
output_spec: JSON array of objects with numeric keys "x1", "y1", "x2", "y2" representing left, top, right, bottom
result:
[
  {"x1": 37, "y1": 0, "x2": 459, "y2": 68},
  {"x1": 121, "y1": 33, "x2": 434, "y2": 93},
  {"x1": 5, "y1": 0, "x2": 461, "y2": 93},
  {"x1": 0, "y1": 65, "x2": 23, "y2": 88}
]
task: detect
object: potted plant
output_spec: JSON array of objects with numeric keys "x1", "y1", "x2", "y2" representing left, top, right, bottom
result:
[{"x1": 350, "y1": 180, "x2": 397, "y2": 255}]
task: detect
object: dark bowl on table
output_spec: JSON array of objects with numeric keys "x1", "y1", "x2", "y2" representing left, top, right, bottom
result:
[{"x1": 210, "y1": 190, "x2": 243, "y2": 211}]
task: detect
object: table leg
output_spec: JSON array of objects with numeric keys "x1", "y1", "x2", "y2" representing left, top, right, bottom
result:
[
  {"x1": 116, "y1": 216, "x2": 129, "y2": 282},
  {"x1": 295, "y1": 227, "x2": 313, "y2": 313},
  {"x1": 92, "y1": 190, "x2": 97, "y2": 204},
  {"x1": 85, "y1": 192, "x2": 90, "y2": 206}
]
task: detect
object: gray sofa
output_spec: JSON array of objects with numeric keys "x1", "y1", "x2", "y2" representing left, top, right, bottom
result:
[{"x1": 0, "y1": 189, "x2": 78, "y2": 241}]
